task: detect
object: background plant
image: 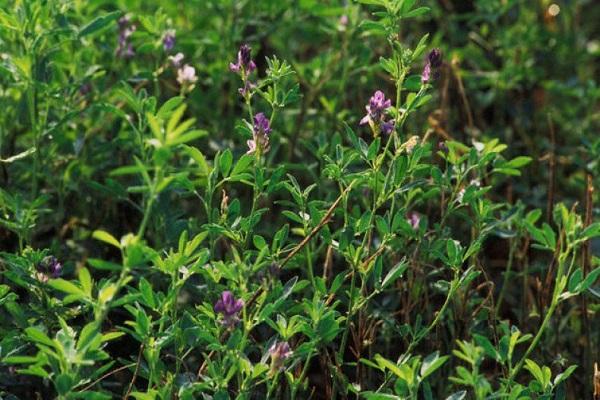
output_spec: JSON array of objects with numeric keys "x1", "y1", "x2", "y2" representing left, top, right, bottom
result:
[{"x1": 0, "y1": 0, "x2": 598, "y2": 399}]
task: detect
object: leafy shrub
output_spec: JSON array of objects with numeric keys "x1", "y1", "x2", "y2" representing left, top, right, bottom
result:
[{"x1": 0, "y1": 1, "x2": 598, "y2": 399}]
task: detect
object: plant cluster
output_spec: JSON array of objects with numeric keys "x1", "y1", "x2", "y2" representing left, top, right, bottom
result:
[{"x1": 0, "y1": 1, "x2": 598, "y2": 399}]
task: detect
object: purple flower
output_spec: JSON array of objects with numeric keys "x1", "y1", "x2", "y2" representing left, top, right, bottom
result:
[
  {"x1": 116, "y1": 16, "x2": 136, "y2": 59},
  {"x1": 214, "y1": 291, "x2": 244, "y2": 326},
  {"x1": 421, "y1": 48, "x2": 443, "y2": 84},
  {"x1": 36, "y1": 256, "x2": 62, "y2": 282},
  {"x1": 163, "y1": 30, "x2": 176, "y2": 51},
  {"x1": 229, "y1": 44, "x2": 256, "y2": 75},
  {"x1": 428, "y1": 48, "x2": 443, "y2": 69},
  {"x1": 269, "y1": 341, "x2": 292, "y2": 373},
  {"x1": 118, "y1": 15, "x2": 131, "y2": 29},
  {"x1": 247, "y1": 113, "x2": 271, "y2": 154},
  {"x1": 381, "y1": 120, "x2": 396, "y2": 135},
  {"x1": 421, "y1": 62, "x2": 431, "y2": 84},
  {"x1": 360, "y1": 90, "x2": 394, "y2": 136},
  {"x1": 254, "y1": 112, "x2": 272, "y2": 136},
  {"x1": 407, "y1": 212, "x2": 421, "y2": 230},
  {"x1": 238, "y1": 80, "x2": 256, "y2": 96}
]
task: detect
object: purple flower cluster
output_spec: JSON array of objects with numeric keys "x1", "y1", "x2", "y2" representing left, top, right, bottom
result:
[
  {"x1": 230, "y1": 45, "x2": 257, "y2": 96},
  {"x1": 247, "y1": 113, "x2": 271, "y2": 155},
  {"x1": 214, "y1": 291, "x2": 244, "y2": 326},
  {"x1": 421, "y1": 49, "x2": 443, "y2": 84},
  {"x1": 269, "y1": 341, "x2": 292, "y2": 373},
  {"x1": 360, "y1": 90, "x2": 395, "y2": 135},
  {"x1": 230, "y1": 44, "x2": 256, "y2": 75},
  {"x1": 116, "y1": 16, "x2": 136, "y2": 59},
  {"x1": 407, "y1": 211, "x2": 421, "y2": 230},
  {"x1": 163, "y1": 30, "x2": 176, "y2": 51},
  {"x1": 36, "y1": 256, "x2": 62, "y2": 283}
]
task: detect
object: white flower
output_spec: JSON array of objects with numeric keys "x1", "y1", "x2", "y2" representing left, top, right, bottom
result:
[
  {"x1": 177, "y1": 64, "x2": 197, "y2": 85},
  {"x1": 457, "y1": 187, "x2": 466, "y2": 204},
  {"x1": 472, "y1": 140, "x2": 484, "y2": 153},
  {"x1": 169, "y1": 52, "x2": 184, "y2": 67}
]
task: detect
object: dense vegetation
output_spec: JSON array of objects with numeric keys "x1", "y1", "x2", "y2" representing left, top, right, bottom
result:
[{"x1": 0, "y1": 0, "x2": 599, "y2": 399}]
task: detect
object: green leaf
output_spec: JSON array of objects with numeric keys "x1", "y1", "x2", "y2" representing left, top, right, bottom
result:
[
  {"x1": 24, "y1": 327, "x2": 55, "y2": 348},
  {"x1": 79, "y1": 11, "x2": 121, "y2": 38},
  {"x1": 77, "y1": 322, "x2": 99, "y2": 350},
  {"x1": 505, "y1": 156, "x2": 532, "y2": 169},
  {"x1": 79, "y1": 268, "x2": 93, "y2": 297},
  {"x1": 554, "y1": 365, "x2": 577, "y2": 386},
  {"x1": 147, "y1": 113, "x2": 164, "y2": 142},
  {"x1": 403, "y1": 6, "x2": 430, "y2": 18},
  {"x1": 231, "y1": 154, "x2": 254, "y2": 177},
  {"x1": 361, "y1": 393, "x2": 401, "y2": 400},
  {"x1": 356, "y1": 0, "x2": 387, "y2": 6},
  {"x1": 98, "y1": 283, "x2": 118, "y2": 304},
  {"x1": 110, "y1": 165, "x2": 147, "y2": 177},
  {"x1": 373, "y1": 354, "x2": 404, "y2": 380},
  {"x1": 367, "y1": 137, "x2": 381, "y2": 161},
  {"x1": 48, "y1": 279, "x2": 86, "y2": 298},
  {"x1": 92, "y1": 230, "x2": 121, "y2": 248},
  {"x1": 157, "y1": 97, "x2": 184, "y2": 119},
  {"x1": 375, "y1": 215, "x2": 389, "y2": 236},
  {"x1": 524, "y1": 359, "x2": 544, "y2": 385},
  {"x1": 568, "y1": 268, "x2": 583, "y2": 293},
  {"x1": 169, "y1": 129, "x2": 207, "y2": 146},
  {"x1": 581, "y1": 223, "x2": 600, "y2": 239},
  {"x1": 420, "y1": 352, "x2": 449, "y2": 380},
  {"x1": 219, "y1": 150, "x2": 233, "y2": 177},
  {"x1": 3, "y1": 356, "x2": 39, "y2": 364},
  {"x1": 54, "y1": 373, "x2": 74, "y2": 395},
  {"x1": 88, "y1": 258, "x2": 122, "y2": 271},
  {"x1": 183, "y1": 145, "x2": 210, "y2": 176},
  {"x1": 381, "y1": 259, "x2": 408, "y2": 289},
  {"x1": 445, "y1": 391, "x2": 467, "y2": 400},
  {"x1": 253, "y1": 235, "x2": 267, "y2": 250},
  {"x1": 578, "y1": 267, "x2": 600, "y2": 293}
]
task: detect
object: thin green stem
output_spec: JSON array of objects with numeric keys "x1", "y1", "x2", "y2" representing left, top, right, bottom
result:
[
  {"x1": 509, "y1": 247, "x2": 573, "y2": 380},
  {"x1": 496, "y1": 236, "x2": 518, "y2": 313},
  {"x1": 338, "y1": 263, "x2": 357, "y2": 362},
  {"x1": 291, "y1": 348, "x2": 315, "y2": 400}
]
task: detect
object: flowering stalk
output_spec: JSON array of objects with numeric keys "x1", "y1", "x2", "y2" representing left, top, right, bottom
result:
[
  {"x1": 162, "y1": 29, "x2": 175, "y2": 51},
  {"x1": 116, "y1": 15, "x2": 136, "y2": 58},
  {"x1": 214, "y1": 290, "x2": 244, "y2": 327},
  {"x1": 360, "y1": 90, "x2": 395, "y2": 137}
]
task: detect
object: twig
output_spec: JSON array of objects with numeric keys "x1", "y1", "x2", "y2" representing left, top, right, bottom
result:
[
  {"x1": 359, "y1": 243, "x2": 387, "y2": 271},
  {"x1": 78, "y1": 363, "x2": 136, "y2": 392},
  {"x1": 546, "y1": 113, "x2": 556, "y2": 222},
  {"x1": 582, "y1": 173, "x2": 594, "y2": 395},
  {"x1": 124, "y1": 343, "x2": 144, "y2": 399},
  {"x1": 280, "y1": 182, "x2": 354, "y2": 269},
  {"x1": 450, "y1": 59, "x2": 474, "y2": 131}
]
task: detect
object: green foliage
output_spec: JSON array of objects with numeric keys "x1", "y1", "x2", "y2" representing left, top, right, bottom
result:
[{"x1": 0, "y1": 0, "x2": 598, "y2": 399}]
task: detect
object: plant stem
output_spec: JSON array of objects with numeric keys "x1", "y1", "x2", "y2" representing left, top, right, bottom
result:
[
  {"x1": 509, "y1": 248, "x2": 571, "y2": 380},
  {"x1": 496, "y1": 236, "x2": 518, "y2": 313},
  {"x1": 509, "y1": 298, "x2": 558, "y2": 381},
  {"x1": 291, "y1": 348, "x2": 315, "y2": 400}
]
